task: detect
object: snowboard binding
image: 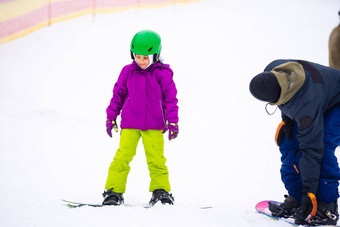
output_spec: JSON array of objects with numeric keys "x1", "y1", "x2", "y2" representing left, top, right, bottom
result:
[
  {"x1": 268, "y1": 195, "x2": 299, "y2": 218},
  {"x1": 102, "y1": 188, "x2": 124, "y2": 206},
  {"x1": 149, "y1": 189, "x2": 174, "y2": 206}
]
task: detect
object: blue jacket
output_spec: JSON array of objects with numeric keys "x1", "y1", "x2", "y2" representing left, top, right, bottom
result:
[{"x1": 264, "y1": 59, "x2": 340, "y2": 194}]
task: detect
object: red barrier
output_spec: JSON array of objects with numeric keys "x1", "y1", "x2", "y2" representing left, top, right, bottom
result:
[{"x1": 0, "y1": 0, "x2": 198, "y2": 44}]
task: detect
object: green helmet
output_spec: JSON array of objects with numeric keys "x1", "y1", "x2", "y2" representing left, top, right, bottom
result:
[{"x1": 130, "y1": 30, "x2": 162, "y2": 56}]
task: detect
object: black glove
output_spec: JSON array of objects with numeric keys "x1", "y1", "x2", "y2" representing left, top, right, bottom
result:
[
  {"x1": 275, "y1": 114, "x2": 295, "y2": 146},
  {"x1": 294, "y1": 193, "x2": 317, "y2": 225}
]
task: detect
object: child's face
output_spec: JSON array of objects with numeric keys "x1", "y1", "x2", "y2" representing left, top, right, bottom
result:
[{"x1": 135, "y1": 54, "x2": 150, "y2": 69}]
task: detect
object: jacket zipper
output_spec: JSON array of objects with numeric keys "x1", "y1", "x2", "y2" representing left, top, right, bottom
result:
[
  {"x1": 160, "y1": 100, "x2": 166, "y2": 127},
  {"x1": 122, "y1": 97, "x2": 129, "y2": 112}
]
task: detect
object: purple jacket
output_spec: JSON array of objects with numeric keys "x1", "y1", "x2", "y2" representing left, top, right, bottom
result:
[{"x1": 106, "y1": 61, "x2": 179, "y2": 131}]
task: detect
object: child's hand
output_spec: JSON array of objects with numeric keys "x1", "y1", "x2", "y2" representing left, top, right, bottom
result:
[
  {"x1": 106, "y1": 120, "x2": 118, "y2": 137},
  {"x1": 168, "y1": 123, "x2": 179, "y2": 141}
]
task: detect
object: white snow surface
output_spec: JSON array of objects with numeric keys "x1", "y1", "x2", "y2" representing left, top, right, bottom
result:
[{"x1": 1, "y1": 0, "x2": 340, "y2": 226}]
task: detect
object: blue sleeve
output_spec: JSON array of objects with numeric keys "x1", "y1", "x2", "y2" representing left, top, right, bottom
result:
[{"x1": 295, "y1": 103, "x2": 324, "y2": 194}]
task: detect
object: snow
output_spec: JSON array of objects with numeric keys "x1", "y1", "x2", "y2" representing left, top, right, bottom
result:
[{"x1": 0, "y1": 0, "x2": 339, "y2": 226}]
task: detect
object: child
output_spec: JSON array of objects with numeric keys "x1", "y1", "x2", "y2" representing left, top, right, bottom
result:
[{"x1": 102, "y1": 30, "x2": 179, "y2": 206}]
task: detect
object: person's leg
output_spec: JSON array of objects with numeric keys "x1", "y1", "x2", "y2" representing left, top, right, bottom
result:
[
  {"x1": 317, "y1": 106, "x2": 340, "y2": 204},
  {"x1": 279, "y1": 123, "x2": 303, "y2": 203},
  {"x1": 142, "y1": 130, "x2": 171, "y2": 192},
  {"x1": 105, "y1": 129, "x2": 141, "y2": 193}
]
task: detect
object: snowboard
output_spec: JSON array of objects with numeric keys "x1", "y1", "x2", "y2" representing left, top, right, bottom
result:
[
  {"x1": 62, "y1": 199, "x2": 213, "y2": 209},
  {"x1": 61, "y1": 199, "x2": 153, "y2": 208},
  {"x1": 255, "y1": 200, "x2": 298, "y2": 226},
  {"x1": 255, "y1": 200, "x2": 340, "y2": 227}
]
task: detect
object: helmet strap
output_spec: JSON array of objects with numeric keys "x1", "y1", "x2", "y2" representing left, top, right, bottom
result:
[
  {"x1": 153, "y1": 53, "x2": 160, "y2": 63},
  {"x1": 146, "y1": 55, "x2": 153, "y2": 69}
]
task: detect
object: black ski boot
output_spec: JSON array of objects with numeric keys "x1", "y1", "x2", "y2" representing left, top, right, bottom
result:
[
  {"x1": 102, "y1": 188, "x2": 124, "y2": 206},
  {"x1": 149, "y1": 189, "x2": 174, "y2": 206},
  {"x1": 268, "y1": 195, "x2": 299, "y2": 218},
  {"x1": 309, "y1": 200, "x2": 339, "y2": 226}
]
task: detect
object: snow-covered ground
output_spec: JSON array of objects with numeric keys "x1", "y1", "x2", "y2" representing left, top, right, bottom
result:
[{"x1": 1, "y1": 0, "x2": 339, "y2": 226}]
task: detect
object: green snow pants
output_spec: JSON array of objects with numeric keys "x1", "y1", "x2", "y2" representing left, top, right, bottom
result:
[{"x1": 105, "y1": 129, "x2": 171, "y2": 193}]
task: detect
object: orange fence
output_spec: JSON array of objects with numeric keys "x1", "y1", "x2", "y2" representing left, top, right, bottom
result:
[{"x1": 0, "y1": 0, "x2": 198, "y2": 45}]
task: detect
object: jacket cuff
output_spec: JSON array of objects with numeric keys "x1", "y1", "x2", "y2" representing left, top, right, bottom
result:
[{"x1": 107, "y1": 116, "x2": 117, "y2": 121}]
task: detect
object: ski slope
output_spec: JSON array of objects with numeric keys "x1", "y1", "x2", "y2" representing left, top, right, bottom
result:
[{"x1": 0, "y1": 0, "x2": 339, "y2": 226}]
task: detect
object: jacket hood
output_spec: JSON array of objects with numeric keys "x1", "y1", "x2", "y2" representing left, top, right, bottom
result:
[{"x1": 270, "y1": 61, "x2": 306, "y2": 106}]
